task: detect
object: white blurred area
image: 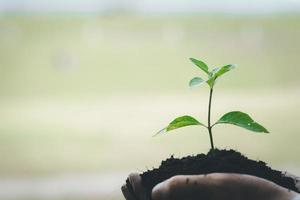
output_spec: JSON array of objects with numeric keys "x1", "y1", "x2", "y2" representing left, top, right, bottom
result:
[{"x1": 0, "y1": 0, "x2": 300, "y2": 14}]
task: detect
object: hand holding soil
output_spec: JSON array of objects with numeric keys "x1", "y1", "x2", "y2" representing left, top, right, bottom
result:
[
  {"x1": 121, "y1": 58, "x2": 299, "y2": 200},
  {"x1": 122, "y1": 173, "x2": 299, "y2": 200}
]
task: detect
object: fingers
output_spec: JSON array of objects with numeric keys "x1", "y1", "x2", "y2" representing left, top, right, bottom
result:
[
  {"x1": 123, "y1": 172, "x2": 299, "y2": 200},
  {"x1": 128, "y1": 173, "x2": 149, "y2": 200},
  {"x1": 152, "y1": 175, "x2": 213, "y2": 200},
  {"x1": 151, "y1": 173, "x2": 299, "y2": 200},
  {"x1": 121, "y1": 184, "x2": 137, "y2": 200},
  {"x1": 151, "y1": 174, "x2": 240, "y2": 200},
  {"x1": 151, "y1": 180, "x2": 171, "y2": 200},
  {"x1": 121, "y1": 173, "x2": 149, "y2": 200}
]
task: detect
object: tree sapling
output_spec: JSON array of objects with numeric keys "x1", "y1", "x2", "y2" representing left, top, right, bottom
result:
[{"x1": 156, "y1": 58, "x2": 269, "y2": 150}]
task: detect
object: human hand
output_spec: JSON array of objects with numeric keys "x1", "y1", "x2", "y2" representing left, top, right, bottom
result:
[{"x1": 122, "y1": 173, "x2": 299, "y2": 200}]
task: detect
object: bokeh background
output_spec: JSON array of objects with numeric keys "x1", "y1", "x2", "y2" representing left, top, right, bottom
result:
[{"x1": 0, "y1": 0, "x2": 300, "y2": 199}]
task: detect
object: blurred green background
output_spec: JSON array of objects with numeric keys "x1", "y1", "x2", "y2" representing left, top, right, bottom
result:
[{"x1": 0, "y1": 1, "x2": 300, "y2": 199}]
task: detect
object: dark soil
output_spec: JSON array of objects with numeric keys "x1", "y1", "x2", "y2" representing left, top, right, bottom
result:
[{"x1": 125, "y1": 149, "x2": 299, "y2": 199}]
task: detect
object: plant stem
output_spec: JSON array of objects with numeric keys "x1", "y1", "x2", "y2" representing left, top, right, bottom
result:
[{"x1": 207, "y1": 88, "x2": 215, "y2": 150}]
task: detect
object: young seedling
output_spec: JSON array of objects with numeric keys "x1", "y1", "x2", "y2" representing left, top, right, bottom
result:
[{"x1": 156, "y1": 58, "x2": 269, "y2": 150}]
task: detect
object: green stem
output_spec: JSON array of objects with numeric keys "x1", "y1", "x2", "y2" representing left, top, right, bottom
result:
[{"x1": 207, "y1": 88, "x2": 215, "y2": 150}]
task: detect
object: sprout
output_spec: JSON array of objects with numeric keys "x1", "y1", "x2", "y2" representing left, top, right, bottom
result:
[{"x1": 156, "y1": 58, "x2": 269, "y2": 150}]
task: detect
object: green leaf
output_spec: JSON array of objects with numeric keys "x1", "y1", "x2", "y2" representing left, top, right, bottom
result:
[
  {"x1": 189, "y1": 77, "x2": 205, "y2": 87},
  {"x1": 214, "y1": 64, "x2": 235, "y2": 79},
  {"x1": 155, "y1": 115, "x2": 205, "y2": 136},
  {"x1": 206, "y1": 64, "x2": 235, "y2": 88},
  {"x1": 215, "y1": 111, "x2": 269, "y2": 133},
  {"x1": 167, "y1": 116, "x2": 204, "y2": 131},
  {"x1": 189, "y1": 58, "x2": 209, "y2": 75}
]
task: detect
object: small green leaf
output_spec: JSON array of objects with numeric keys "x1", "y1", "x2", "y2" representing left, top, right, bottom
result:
[
  {"x1": 214, "y1": 64, "x2": 235, "y2": 79},
  {"x1": 206, "y1": 64, "x2": 235, "y2": 88},
  {"x1": 189, "y1": 77, "x2": 205, "y2": 87},
  {"x1": 155, "y1": 116, "x2": 205, "y2": 136},
  {"x1": 216, "y1": 111, "x2": 269, "y2": 133},
  {"x1": 167, "y1": 115, "x2": 205, "y2": 131},
  {"x1": 189, "y1": 58, "x2": 209, "y2": 75}
]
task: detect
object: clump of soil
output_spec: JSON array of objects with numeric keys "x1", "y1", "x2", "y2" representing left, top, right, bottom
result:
[{"x1": 125, "y1": 149, "x2": 299, "y2": 199}]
